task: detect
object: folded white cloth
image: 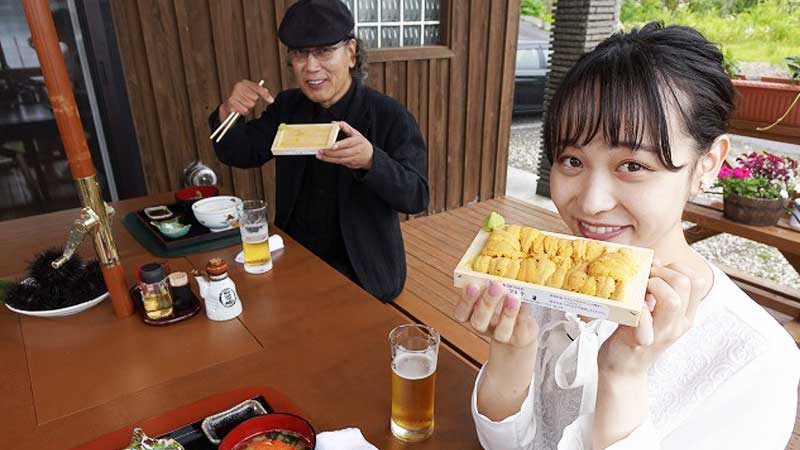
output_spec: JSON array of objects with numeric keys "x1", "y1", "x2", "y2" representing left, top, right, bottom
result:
[
  {"x1": 315, "y1": 428, "x2": 379, "y2": 450},
  {"x1": 234, "y1": 234, "x2": 285, "y2": 264}
]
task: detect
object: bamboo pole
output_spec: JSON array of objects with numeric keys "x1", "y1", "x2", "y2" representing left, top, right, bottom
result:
[{"x1": 22, "y1": 0, "x2": 133, "y2": 318}]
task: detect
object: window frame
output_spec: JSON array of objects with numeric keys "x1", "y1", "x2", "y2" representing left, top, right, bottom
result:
[{"x1": 346, "y1": 0, "x2": 455, "y2": 62}]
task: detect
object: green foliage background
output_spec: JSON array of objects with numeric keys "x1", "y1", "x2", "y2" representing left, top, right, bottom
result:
[
  {"x1": 521, "y1": 0, "x2": 800, "y2": 68},
  {"x1": 621, "y1": 0, "x2": 800, "y2": 67}
]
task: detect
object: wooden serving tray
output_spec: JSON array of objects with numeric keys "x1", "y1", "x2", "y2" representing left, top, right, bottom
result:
[
  {"x1": 67, "y1": 386, "x2": 303, "y2": 450},
  {"x1": 454, "y1": 229, "x2": 654, "y2": 326},
  {"x1": 134, "y1": 203, "x2": 240, "y2": 250},
  {"x1": 271, "y1": 123, "x2": 339, "y2": 155}
]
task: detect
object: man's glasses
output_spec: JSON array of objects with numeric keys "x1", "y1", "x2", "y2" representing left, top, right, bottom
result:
[{"x1": 288, "y1": 40, "x2": 349, "y2": 64}]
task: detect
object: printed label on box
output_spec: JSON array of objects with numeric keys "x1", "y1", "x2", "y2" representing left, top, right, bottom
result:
[{"x1": 502, "y1": 283, "x2": 610, "y2": 320}]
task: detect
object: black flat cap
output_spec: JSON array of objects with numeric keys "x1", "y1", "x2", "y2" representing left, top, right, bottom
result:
[{"x1": 278, "y1": 0, "x2": 354, "y2": 48}]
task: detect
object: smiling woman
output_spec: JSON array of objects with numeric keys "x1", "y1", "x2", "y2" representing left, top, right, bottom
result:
[{"x1": 453, "y1": 21, "x2": 800, "y2": 450}]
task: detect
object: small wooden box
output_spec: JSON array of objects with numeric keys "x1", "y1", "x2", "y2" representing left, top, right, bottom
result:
[
  {"x1": 453, "y1": 229, "x2": 654, "y2": 326},
  {"x1": 270, "y1": 123, "x2": 340, "y2": 155}
]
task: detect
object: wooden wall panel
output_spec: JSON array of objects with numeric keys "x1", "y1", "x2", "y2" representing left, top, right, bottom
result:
[
  {"x1": 110, "y1": 0, "x2": 170, "y2": 193},
  {"x1": 384, "y1": 61, "x2": 406, "y2": 105},
  {"x1": 137, "y1": 0, "x2": 198, "y2": 188},
  {"x1": 111, "y1": 0, "x2": 520, "y2": 217},
  {"x1": 462, "y1": 0, "x2": 490, "y2": 205},
  {"x1": 479, "y1": 0, "x2": 506, "y2": 201},
  {"x1": 428, "y1": 59, "x2": 448, "y2": 214},
  {"x1": 209, "y1": 0, "x2": 262, "y2": 200},
  {"x1": 173, "y1": 0, "x2": 234, "y2": 191},
  {"x1": 445, "y1": 0, "x2": 469, "y2": 210}
]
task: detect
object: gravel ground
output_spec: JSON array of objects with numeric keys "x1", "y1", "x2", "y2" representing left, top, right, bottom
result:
[
  {"x1": 508, "y1": 114, "x2": 543, "y2": 173},
  {"x1": 508, "y1": 115, "x2": 800, "y2": 290}
]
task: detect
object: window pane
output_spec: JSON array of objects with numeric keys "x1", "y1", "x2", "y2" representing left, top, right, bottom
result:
[
  {"x1": 357, "y1": 26, "x2": 378, "y2": 48},
  {"x1": 423, "y1": 24, "x2": 440, "y2": 45},
  {"x1": 402, "y1": 25, "x2": 421, "y2": 46},
  {"x1": 357, "y1": 0, "x2": 378, "y2": 22},
  {"x1": 381, "y1": 0, "x2": 400, "y2": 22},
  {"x1": 341, "y1": 0, "x2": 354, "y2": 14},
  {"x1": 403, "y1": 0, "x2": 421, "y2": 21},
  {"x1": 424, "y1": 0, "x2": 440, "y2": 21},
  {"x1": 0, "y1": 0, "x2": 113, "y2": 220},
  {"x1": 381, "y1": 26, "x2": 400, "y2": 47}
]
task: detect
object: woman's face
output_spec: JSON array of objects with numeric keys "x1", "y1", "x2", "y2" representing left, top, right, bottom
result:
[
  {"x1": 290, "y1": 39, "x2": 356, "y2": 108},
  {"x1": 550, "y1": 109, "x2": 710, "y2": 252}
]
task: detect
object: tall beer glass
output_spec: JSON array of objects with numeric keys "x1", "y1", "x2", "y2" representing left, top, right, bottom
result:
[
  {"x1": 389, "y1": 324, "x2": 440, "y2": 442},
  {"x1": 238, "y1": 200, "x2": 272, "y2": 274}
]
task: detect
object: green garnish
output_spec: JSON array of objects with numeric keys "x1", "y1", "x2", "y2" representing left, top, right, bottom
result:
[{"x1": 482, "y1": 211, "x2": 505, "y2": 232}]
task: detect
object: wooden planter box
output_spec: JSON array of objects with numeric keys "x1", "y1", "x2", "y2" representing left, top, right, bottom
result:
[{"x1": 731, "y1": 78, "x2": 800, "y2": 128}]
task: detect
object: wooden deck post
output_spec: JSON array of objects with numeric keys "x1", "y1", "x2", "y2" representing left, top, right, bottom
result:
[{"x1": 535, "y1": 0, "x2": 620, "y2": 197}]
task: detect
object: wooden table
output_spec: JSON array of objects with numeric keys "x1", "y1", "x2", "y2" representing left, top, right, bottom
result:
[{"x1": 0, "y1": 194, "x2": 481, "y2": 450}]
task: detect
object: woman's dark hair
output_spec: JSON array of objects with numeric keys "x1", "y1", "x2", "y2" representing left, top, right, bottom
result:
[{"x1": 543, "y1": 21, "x2": 735, "y2": 170}]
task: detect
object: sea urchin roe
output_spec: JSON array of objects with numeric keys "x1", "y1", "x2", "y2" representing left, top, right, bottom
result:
[{"x1": 471, "y1": 221, "x2": 639, "y2": 300}]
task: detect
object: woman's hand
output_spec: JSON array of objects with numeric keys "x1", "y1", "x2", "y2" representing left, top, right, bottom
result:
[
  {"x1": 598, "y1": 262, "x2": 706, "y2": 377},
  {"x1": 592, "y1": 262, "x2": 706, "y2": 450},
  {"x1": 454, "y1": 281, "x2": 539, "y2": 348},
  {"x1": 454, "y1": 281, "x2": 540, "y2": 420},
  {"x1": 317, "y1": 121, "x2": 374, "y2": 169},
  {"x1": 219, "y1": 80, "x2": 274, "y2": 120}
]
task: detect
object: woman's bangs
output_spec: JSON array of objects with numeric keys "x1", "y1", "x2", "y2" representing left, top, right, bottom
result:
[{"x1": 546, "y1": 51, "x2": 679, "y2": 170}]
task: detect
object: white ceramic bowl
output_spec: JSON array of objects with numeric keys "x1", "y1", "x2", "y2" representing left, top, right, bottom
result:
[
  {"x1": 192, "y1": 196, "x2": 242, "y2": 231},
  {"x1": 4, "y1": 280, "x2": 109, "y2": 318}
]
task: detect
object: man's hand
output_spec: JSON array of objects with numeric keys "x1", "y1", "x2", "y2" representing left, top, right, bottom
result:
[{"x1": 317, "y1": 121, "x2": 374, "y2": 170}]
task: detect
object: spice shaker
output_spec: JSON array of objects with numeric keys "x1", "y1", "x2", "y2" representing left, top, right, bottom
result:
[{"x1": 168, "y1": 271, "x2": 194, "y2": 310}]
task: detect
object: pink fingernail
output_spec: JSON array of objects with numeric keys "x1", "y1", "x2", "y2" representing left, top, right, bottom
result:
[
  {"x1": 466, "y1": 284, "x2": 480, "y2": 299},
  {"x1": 505, "y1": 295, "x2": 520, "y2": 310},
  {"x1": 488, "y1": 281, "x2": 503, "y2": 297}
]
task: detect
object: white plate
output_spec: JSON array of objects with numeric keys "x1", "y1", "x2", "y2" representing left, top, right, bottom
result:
[{"x1": 5, "y1": 287, "x2": 109, "y2": 318}]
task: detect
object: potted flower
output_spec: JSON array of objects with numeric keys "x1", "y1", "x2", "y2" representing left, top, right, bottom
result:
[{"x1": 715, "y1": 151, "x2": 800, "y2": 226}]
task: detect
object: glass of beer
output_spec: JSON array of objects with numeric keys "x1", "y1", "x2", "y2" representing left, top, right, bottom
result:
[
  {"x1": 238, "y1": 200, "x2": 272, "y2": 274},
  {"x1": 389, "y1": 324, "x2": 440, "y2": 442}
]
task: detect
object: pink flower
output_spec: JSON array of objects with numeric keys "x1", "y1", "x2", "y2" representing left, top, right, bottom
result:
[
  {"x1": 718, "y1": 165, "x2": 734, "y2": 178},
  {"x1": 733, "y1": 168, "x2": 752, "y2": 179}
]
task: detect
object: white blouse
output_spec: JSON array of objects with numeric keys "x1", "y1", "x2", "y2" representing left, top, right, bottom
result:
[{"x1": 471, "y1": 262, "x2": 800, "y2": 450}]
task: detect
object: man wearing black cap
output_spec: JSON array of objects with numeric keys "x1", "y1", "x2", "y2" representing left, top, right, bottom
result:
[{"x1": 209, "y1": 0, "x2": 429, "y2": 303}]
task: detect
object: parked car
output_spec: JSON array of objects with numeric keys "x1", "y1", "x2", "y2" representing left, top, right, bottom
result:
[{"x1": 513, "y1": 39, "x2": 549, "y2": 115}]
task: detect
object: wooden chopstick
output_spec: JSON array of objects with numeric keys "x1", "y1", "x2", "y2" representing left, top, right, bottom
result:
[
  {"x1": 211, "y1": 80, "x2": 265, "y2": 143},
  {"x1": 209, "y1": 110, "x2": 237, "y2": 140}
]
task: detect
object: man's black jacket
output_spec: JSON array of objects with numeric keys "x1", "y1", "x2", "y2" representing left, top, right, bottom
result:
[{"x1": 209, "y1": 80, "x2": 429, "y2": 302}]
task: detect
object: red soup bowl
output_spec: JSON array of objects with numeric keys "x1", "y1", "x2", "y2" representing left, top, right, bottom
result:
[
  {"x1": 219, "y1": 413, "x2": 317, "y2": 450},
  {"x1": 175, "y1": 185, "x2": 219, "y2": 208}
]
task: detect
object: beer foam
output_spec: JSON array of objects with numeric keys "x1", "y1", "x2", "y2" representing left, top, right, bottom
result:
[{"x1": 392, "y1": 352, "x2": 436, "y2": 380}]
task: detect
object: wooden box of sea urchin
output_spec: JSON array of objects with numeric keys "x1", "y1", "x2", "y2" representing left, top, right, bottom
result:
[
  {"x1": 453, "y1": 224, "x2": 654, "y2": 326},
  {"x1": 270, "y1": 122, "x2": 340, "y2": 156}
]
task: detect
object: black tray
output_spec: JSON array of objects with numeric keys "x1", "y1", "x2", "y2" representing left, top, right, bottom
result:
[
  {"x1": 134, "y1": 203, "x2": 240, "y2": 250},
  {"x1": 157, "y1": 395, "x2": 274, "y2": 449}
]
